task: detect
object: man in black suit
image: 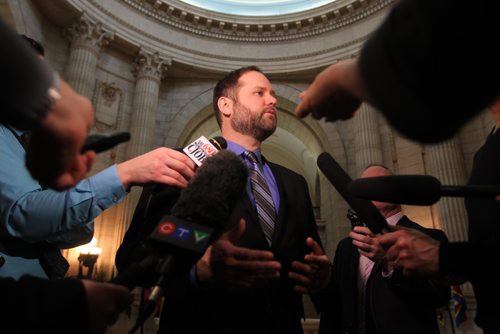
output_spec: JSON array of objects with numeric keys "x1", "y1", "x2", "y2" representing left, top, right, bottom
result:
[
  {"x1": 116, "y1": 66, "x2": 331, "y2": 334},
  {"x1": 318, "y1": 165, "x2": 450, "y2": 334}
]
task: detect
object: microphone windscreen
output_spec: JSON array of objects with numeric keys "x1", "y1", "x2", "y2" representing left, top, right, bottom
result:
[
  {"x1": 317, "y1": 152, "x2": 388, "y2": 234},
  {"x1": 348, "y1": 175, "x2": 441, "y2": 206},
  {"x1": 171, "y1": 149, "x2": 248, "y2": 233}
]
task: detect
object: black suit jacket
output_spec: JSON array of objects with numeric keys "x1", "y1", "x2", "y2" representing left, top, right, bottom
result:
[
  {"x1": 116, "y1": 158, "x2": 322, "y2": 334},
  {"x1": 318, "y1": 216, "x2": 450, "y2": 334}
]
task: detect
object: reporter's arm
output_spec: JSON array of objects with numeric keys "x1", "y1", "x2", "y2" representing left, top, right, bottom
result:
[
  {"x1": 0, "y1": 275, "x2": 131, "y2": 334},
  {"x1": 359, "y1": 0, "x2": 499, "y2": 143},
  {"x1": 0, "y1": 132, "x2": 125, "y2": 242},
  {"x1": 26, "y1": 79, "x2": 95, "y2": 190},
  {"x1": 116, "y1": 147, "x2": 196, "y2": 189},
  {"x1": 295, "y1": 58, "x2": 366, "y2": 121},
  {"x1": 1, "y1": 275, "x2": 89, "y2": 333}
]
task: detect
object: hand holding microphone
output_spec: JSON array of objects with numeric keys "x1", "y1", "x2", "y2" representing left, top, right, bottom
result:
[
  {"x1": 125, "y1": 149, "x2": 247, "y2": 332},
  {"x1": 116, "y1": 147, "x2": 197, "y2": 189},
  {"x1": 316, "y1": 152, "x2": 388, "y2": 234},
  {"x1": 113, "y1": 136, "x2": 229, "y2": 289}
]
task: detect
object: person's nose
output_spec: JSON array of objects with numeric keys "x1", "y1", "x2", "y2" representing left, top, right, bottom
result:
[{"x1": 267, "y1": 94, "x2": 277, "y2": 106}]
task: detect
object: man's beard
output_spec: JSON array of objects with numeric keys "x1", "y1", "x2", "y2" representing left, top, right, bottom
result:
[{"x1": 231, "y1": 101, "x2": 276, "y2": 142}]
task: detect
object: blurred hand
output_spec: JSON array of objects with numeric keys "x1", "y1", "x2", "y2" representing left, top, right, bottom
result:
[
  {"x1": 295, "y1": 59, "x2": 363, "y2": 122},
  {"x1": 26, "y1": 79, "x2": 95, "y2": 190},
  {"x1": 288, "y1": 237, "x2": 331, "y2": 294},
  {"x1": 375, "y1": 225, "x2": 440, "y2": 277},
  {"x1": 81, "y1": 280, "x2": 132, "y2": 334},
  {"x1": 117, "y1": 147, "x2": 196, "y2": 189},
  {"x1": 349, "y1": 226, "x2": 386, "y2": 262},
  {"x1": 197, "y1": 218, "x2": 281, "y2": 288}
]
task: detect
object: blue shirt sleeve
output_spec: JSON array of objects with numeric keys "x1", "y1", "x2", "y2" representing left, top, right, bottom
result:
[{"x1": 0, "y1": 125, "x2": 126, "y2": 245}]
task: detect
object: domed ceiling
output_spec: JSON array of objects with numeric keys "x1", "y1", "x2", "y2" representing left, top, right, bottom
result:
[
  {"x1": 179, "y1": 0, "x2": 337, "y2": 16},
  {"x1": 30, "y1": 0, "x2": 393, "y2": 74}
]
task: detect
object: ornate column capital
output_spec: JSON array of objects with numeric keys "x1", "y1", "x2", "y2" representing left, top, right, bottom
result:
[
  {"x1": 133, "y1": 49, "x2": 172, "y2": 83},
  {"x1": 65, "y1": 13, "x2": 114, "y2": 55}
]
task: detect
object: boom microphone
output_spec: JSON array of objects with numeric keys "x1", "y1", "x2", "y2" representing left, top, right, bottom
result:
[
  {"x1": 348, "y1": 175, "x2": 500, "y2": 206},
  {"x1": 317, "y1": 152, "x2": 388, "y2": 234},
  {"x1": 130, "y1": 149, "x2": 248, "y2": 332}
]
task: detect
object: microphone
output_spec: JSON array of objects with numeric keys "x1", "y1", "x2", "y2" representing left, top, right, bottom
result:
[
  {"x1": 129, "y1": 149, "x2": 248, "y2": 331},
  {"x1": 348, "y1": 174, "x2": 500, "y2": 206},
  {"x1": 183, "y1": 136, "x2": 227, "y2": 166},
  {"x1": 113, "y1": 136, "x2": 228, "y2": 289},
  {"x1": 81, "y1": 131, "x2": 130, "y2": 153},
  {"x1": 317, "y1": 152, "x2": 388, "y2": 234}
]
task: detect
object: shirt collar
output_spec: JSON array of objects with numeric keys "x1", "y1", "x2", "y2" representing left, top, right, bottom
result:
[
  {"x1": 386, "y1": 211, "x2": 404, "y2": 226},
  {"x1": 226, "y1": 140, "x2": 263, "y2": 163}
]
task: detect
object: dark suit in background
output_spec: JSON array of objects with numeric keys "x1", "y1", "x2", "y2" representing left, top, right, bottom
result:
[
  {"x1": 318, "y1": 216, "x2": 450, "y2": 334},
  {"x1": 463, "y1": 127, "x2": 500, "y2": 332}
]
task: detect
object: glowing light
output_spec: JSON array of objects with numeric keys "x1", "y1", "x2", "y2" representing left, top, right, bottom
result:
[{"x1": 76, "y1": 237, "x2": 102, "y2": 255}]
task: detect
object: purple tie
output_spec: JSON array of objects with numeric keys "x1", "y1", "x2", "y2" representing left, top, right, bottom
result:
[{"x1": 245, "y1": 151, "x2": 276, "y2": 245}]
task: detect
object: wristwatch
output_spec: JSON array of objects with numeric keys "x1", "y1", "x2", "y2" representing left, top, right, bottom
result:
[
  {"x1": 41, "y1": 70, "x2": 61, "y2": 118},
  {"x1": 23, "y1": 70, "x2": 61, "y2": 131}
]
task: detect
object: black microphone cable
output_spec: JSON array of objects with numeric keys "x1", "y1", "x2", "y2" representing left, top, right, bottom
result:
[{"x1": 128, "y1": 256, "x2": 175, "y2": 334}]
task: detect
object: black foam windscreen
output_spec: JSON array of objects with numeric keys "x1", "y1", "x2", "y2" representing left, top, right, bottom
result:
[
  {"x1": 348, "y1": 174, "x2": 500, "y2": 205},
  {"x1": 170, "y1": 149, "x2": 247, "y2": 231},
  {"x1": 348, "y1": 175, "x2": 441, "y2": 205}
]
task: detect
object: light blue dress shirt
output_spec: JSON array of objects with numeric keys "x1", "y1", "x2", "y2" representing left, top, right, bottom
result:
[{"x1": 0, "y1": 124, "x2": 126, "y2": 279}]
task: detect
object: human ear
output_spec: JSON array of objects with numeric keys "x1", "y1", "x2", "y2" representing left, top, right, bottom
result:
[{"x1": 218, "y1": 96, "x2": 233, "y2": 118}]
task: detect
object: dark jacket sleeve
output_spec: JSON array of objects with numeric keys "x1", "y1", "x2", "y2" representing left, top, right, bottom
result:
[
  {"x1": 0, "y1": 275, "x2": 88, "y2": 334},
  {"x1": 317, "y1": 239, "x2": 355, "y2": 334},
  {"x1": 439, "y1": 240, "x2": 490, "y2": 282},
  {"x1": 115, "y1": 184, "x2": 181, "y2": 287},
  {"x1": 360, "y1": 0, "x2": 500, "y2": 143},
  {"x1": 0, "y1": 18, "x2": 54, "y2": 129}
]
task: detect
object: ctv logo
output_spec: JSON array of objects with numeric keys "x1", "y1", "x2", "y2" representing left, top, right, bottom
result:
[{"x1": 157, "y1": 220, "x2": 210, "y2": 243}]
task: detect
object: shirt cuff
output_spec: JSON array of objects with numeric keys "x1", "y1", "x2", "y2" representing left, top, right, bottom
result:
[
  {"x1": 381, "y1": 266, "x2": 394, "y2": 278},
  {"x1": 88, "y1": 165, "x2": 126, "y2": 208}
]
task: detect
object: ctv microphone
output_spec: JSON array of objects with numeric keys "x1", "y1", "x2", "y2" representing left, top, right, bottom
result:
[
  {"x1": 316, "y1": 152, "x2": 388, "y2": 234},
  {"x1": 348, "y1": 174, "x2": 500, "y2": 206},
  {"x1": 130, "y1": 149, "x2": 248, "y2": 332},
  {"x1": 183, "y1": 136, "x2": 227, "y2": 166}
]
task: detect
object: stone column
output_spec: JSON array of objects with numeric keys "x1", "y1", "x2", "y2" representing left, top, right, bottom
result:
[
  {"x1": 126, "y1": 49, "x2": 171, "y2": 158},
  {"x1": 353, "y1": 103, "x2": 384, "y2": 176},
  {"x1": 426, "y1": 139, "x2": 468, "y2": 242},
  {"x1": 117, "y1": 50, "x2": 172, "y2": 246},
  {"x1": 427, "y1": 138, "x2": 476, "y2": 303},
  {"x1": 64, "y1": 14, "x2": 113, "y2": 98}
]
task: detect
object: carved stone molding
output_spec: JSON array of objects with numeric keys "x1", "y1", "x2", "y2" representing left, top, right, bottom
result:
[
  {"x1": 133, "y1": 49, "x2": 173, "y2": 82},
  {"x1": 94, "y1": 81, "x2": 124, "y2": 129},
  {"x1": 64, "y1": 12, "x2": 114, "y2": 55},
  {"x1": 120, "y1": 0, "x2": 393, "y2": 42},
  {"x1": 59, "y1": 0, "x2": 391, "y2": 73}
]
